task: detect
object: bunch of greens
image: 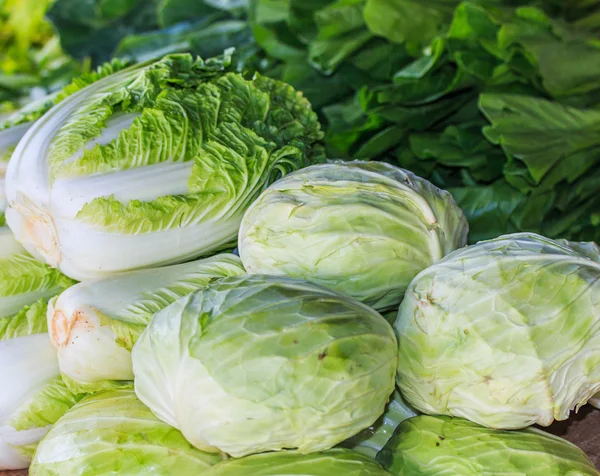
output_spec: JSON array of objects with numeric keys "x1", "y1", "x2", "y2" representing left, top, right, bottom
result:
[
  {"x1": 248, "y1": 0, "x2": 600, "y2": 243},
  {"x1": 47, "y1": 0, "x2": 257, "y2": 66},
  {"x1": 5, "y1": 50, "x2": 323, "y2": 280}
]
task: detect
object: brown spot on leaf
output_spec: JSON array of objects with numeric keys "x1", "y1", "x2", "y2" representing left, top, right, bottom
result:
[
  {"x1": 52, "y1": 308, "x2": 92, "y2": 348},
  {"x1": 51, "y1": 310, "x2": 70, "y2": 347},
  {"x1": 318, "y1": 350, "x2": 328, "y2": 360}
]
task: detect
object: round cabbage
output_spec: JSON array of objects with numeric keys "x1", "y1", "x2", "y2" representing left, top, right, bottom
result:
[
  {"x1": 132, "y1": 275, "x2": 397, "y2": 457},
  {"x1": 239, "y1": 161, "x2": 468, "y2": 310},
  {"x1": 29, "y1": 389, "x2": 225, "y2": 475},
  {"x1": 395, "y1": 232, "x2": 600, "y2": 429},
  {"x1": 377, "y1": 415, "x2": 599, "y2": 475}
]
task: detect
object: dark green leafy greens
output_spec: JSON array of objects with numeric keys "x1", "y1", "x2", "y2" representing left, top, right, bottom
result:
[
  {"x1": 47, "y1": 0, "x2": 257, "y2": 66},
  {"x1": 249, "y1": 0, "x2": 600, "y2": 243}
]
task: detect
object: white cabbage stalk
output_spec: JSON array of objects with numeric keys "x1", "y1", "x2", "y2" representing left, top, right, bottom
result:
[
  {"x1": 0, "y1": 123, "x2": 32, "y2": 223},
  {"x1": 0, "y1": 301, "x2": 83, "y2": 470},
  {"x1": 6, "y1": 52, "x2": 322, "y2": 280},
  {"x1": 1, "y1": 60, "x2": 147, "y2": 310},
  {"x1": 0, "y1": 59, "x2": 142, "y2": 470},
  {"x1": 0, "y1": 58, "x2": 133, "y2": 228},
  {"x1": 48, "y1": 254, "x2": 245, "y2": 393},
  {"x1": 0, "y1": 231, "x2": 76, "y2": 470},
  {"x1": 1, "y1": 332, "x2": 58, "y2": 470}
]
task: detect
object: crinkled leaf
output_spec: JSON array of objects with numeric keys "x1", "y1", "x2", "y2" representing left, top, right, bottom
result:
[
  {"x1": 0, "y1": 299, "x2": 48, "y2": 341},
  {"x1": 0, "y1": 251, "x2": 75, "y2": 319},
  {"x1": 9, "y1": 376, "x2": 85, "y2": 431}
]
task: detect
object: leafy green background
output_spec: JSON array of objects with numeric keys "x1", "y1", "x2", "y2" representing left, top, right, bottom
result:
[{"x1": 3, "y1": 0, "x2": 600, "y2": 243}]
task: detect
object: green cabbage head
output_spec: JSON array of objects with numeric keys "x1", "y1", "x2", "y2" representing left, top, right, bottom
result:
[
  {"x1": 396, "y1": 232, "x2": 600, "y2": 429},
  {"x1": 5, "y1": 51, "x2": 323, "y2": 280},
  {"x1": 377, "y1": 415, "x2": 599, "y2": 476},
  {"x1": 203, "y1": 449, "x2": 391, "y2": 475},
  {"x1": 29, "y1": 389, "x2": 226, "y2": 475},
  {"x1": 132, "y1": 275, "x2": 397, "y2": 457},
  {"x1": 239, "y1": 161, "x2": 468, "y2": 310}
]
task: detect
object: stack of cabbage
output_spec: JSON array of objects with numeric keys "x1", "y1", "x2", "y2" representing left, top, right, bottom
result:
[{"x1": 1, "y1": 51, "x2": 599, "y2": 476}]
